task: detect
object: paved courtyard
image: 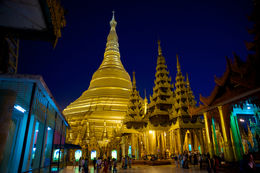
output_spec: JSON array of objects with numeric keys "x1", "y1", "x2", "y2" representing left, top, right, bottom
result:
[{"x1": 61, "y1": 165, "x2": 207, "y2": 173}]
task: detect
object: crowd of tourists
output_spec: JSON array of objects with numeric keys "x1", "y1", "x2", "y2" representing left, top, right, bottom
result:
[
  {"x1": 73, "y1": 157, "x2": 118, "y2": 173},
  {"x1": 173, "y1": 152, "x2": 223, "y2": 172},
  {"x1": 173, "y1": 151, "x2": 257, "y2": 173}
]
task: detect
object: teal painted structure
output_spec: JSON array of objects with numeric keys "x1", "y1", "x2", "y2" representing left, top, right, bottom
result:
[{"x1": 0, "y1": 74, "x2": 70, "y2": 173}]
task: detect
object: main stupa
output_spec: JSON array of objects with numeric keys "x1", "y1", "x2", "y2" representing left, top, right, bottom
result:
[{"x1": 63, "y1": 12, "x2": 132, "y2": 146}]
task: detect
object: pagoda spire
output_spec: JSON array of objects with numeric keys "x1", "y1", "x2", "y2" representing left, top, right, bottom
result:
[
  {"x1": 186, "y1": 73, "x2": 197, "y2": 107},
  {"x1": 176, "y1": 54, "x2": 181, "y2": 73},
  {"x1": 158, "y1": 40, "x2": 162, "y2": 56},
  {"x1": 132, "y1": 71, "x2": 136, "y2": 89},
  {"x1": 97, "y1": 11, "x2": 127, "y2": 71},
  {"x1": 125, "y1": 72, "x2": 147, "y2": 129},
  {"x1": 149, "y1": 40, "x2": 174, "y2": 126},
  {"x1": 171, "y1": 55, "x2": 197, "y2": 119},
  {"x1": 186, "y1": 73, "x2": 190, "y2": 87}
]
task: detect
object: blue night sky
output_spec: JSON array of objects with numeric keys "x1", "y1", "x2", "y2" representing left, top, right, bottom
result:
[{"x1": 18, "y1": 0, "x2": 253, "y2": 109}]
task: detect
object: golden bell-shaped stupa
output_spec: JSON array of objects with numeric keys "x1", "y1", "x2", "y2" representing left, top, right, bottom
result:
[{"x1": 64, "y1": 12, "x2": 132, "y2": 122}]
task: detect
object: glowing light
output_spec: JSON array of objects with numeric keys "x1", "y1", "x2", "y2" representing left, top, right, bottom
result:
[
  {"x1": 14, "y1": 104, "x2": 26, "y2": 113},
  {"x1": 112, "y1": 150, "x2": 117, "y2": 160},
  {"x1": 189, "y1": 144, "x2": 192, "y2": 151},
  {"x1": 128, "y1": 145, "x2": 131, "y2": 157},
  {"x1": 53, "y1": 149, "x2": 62, "y2": 161},
  {"x1": 35, "y1": 130, "x2": 39, "y2": 132},
  {"x1": 239, "y1": 119, "x2": 245, "y2": 122},
  {"x1": 47, "y1": 127, "x2": 51, "y2": 130},
  {"x1": 247, "y1": 107, "x2": 251, "y2": 109},
  {"x1": 75, "y1": 150, "x2": 82, "y2": 161},
  {"x1": 164, "y1": 132, "x2": 166, "y2": 136},
  {"x1": 91, "y1": 150, "x2": 96, "y2": 160},
  {"x1": 149, "y1": 130, "x2": 153, "y2": 134}
]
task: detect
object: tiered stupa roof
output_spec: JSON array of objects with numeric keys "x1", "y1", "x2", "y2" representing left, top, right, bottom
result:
[
  {"x1": 171, "y1": 55, "x2": 196, "y2": 119},
  {"x1": 124, "y1": 72, "x2": 148, "y2": 129},
  {"x1": 148, "y1": 40, "x2": 174, "y2": 127}
]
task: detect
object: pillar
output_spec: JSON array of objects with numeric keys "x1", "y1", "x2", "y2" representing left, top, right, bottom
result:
[
  {"x1": 218, "y1": 106, "x2": 235, "y2": 162},
  {"x1": 177, "y1": 129, "x2": 184, "y2": 154},
  {"x1": 190, "y1": 130, "x2": 195, "y2": 152},
  {"x1": 203, "y1": 112, "x2": 214, "y2": 157}
]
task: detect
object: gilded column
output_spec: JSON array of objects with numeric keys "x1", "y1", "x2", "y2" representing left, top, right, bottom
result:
[
  {"x1": 218, "y1": 106, "x2": 234, "y2": 162},
  {"x1": 190, "y1": 130, "x2": 195, "y2": 152},
  {"x1": 177, "y1": 129, "x2": 184, "y2": 154},
  {"x1": 203, "y1": 112, "x2": 214, "y2": 157}
]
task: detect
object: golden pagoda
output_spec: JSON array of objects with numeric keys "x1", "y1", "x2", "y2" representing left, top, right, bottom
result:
[
  {"x1": 123, "y1": 72, "x2": 148, "y2": 159},
  {"x1": 144, "y1": 40, "x2": 174, "y2": 157},
  {"x1": 169, "y1": 55, "x2": 205, "y2": 154},
  {"x1": 63, "y1": 11, "x2": 132, "y2": 157}
]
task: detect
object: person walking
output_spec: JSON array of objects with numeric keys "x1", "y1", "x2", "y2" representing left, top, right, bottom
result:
[
  {"x1": 174, "y1": 154, "x2": 178, "y2": 168},
  {"x1": 79, "y1": 157, "x2": 82, "y2": 172},
  {"x1": 199, "y1": 154, "x2": 203, "y2": 169},
  {"x1": 81, "y1": 158, "x2": 85, "y2": 173},
  {"x1": 97, "y1": 157, "x2": 102, "y2": 173},
  {"x1": 128, "y1": 157, "x2": 132, "y2": 168},
  {"x1": 112, "y1": 158, "x2": 117, "y2": 173},
  {"x1": 206, "y1": 154, "x2": 212, "y2": 173},
  {"x1": 179, "y1": 154, "x2": 183, "y2": 168},
  {"x1": 93, "y1": 157, "x2": 97, "y2": 170},
  {"x1": 103, "y1": 159, "x2": 109, "y2": 173},
  {"x1": 108, "y1": 157, "x2": 112, "y2": 171},
  {"x1": 84, "y1": 158, "x2": 88, "y2": 173},
  {"x1": 124, "y1": 156, "x2": 128, "y2": 169}
]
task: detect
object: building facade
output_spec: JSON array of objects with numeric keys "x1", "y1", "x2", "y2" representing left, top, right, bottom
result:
[{"x1": 0, "y1": 74, "x2": 69, "y2": 172}]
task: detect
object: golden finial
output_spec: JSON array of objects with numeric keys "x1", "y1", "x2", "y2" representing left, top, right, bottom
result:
[
  {"x1": 158, "y1": 40, "x2": 162, "y2": 56},
  {"x1": 112, "y1": 10, "x2": 115, "y2": 20},
  {"x1": 186, "y1": 73, "x2": 190, "y2": 86},
  {"x1": 132, "y1": 71, "x2": 136, "y2": 88},
  {"x1": 144, "y1": 89, "x2": 147, "y2": 99},
  {"x1": 176, "y1": 54, "x2": 181, "y2": 73},
  {"x1": 110, "y1": 10, "x2": 117, "y2": 28}
]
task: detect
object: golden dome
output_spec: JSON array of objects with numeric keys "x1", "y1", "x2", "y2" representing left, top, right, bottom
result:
[{"x1": 63, "y1": 12, "x2": 132, "y2": 120}]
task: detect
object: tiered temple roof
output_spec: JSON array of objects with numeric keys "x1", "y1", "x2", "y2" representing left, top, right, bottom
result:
[
  {"x1": 172, "y1": 55, "x2": 189, "y2": 118},
  {"x1": 124, "y1": 72, "x2": 148, "y2": 129},
  {"x1": 148, "y1": 40, "x2": 174, "y2": 127}
]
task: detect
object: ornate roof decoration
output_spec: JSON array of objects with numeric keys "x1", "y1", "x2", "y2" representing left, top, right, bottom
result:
[
  {"x1": 148, "y1": 40, "x2": 174, "y2": 127},
  {"x1": 192, "y1": 1, "x2": 260, "y2": 114},
  {"x1": 171, "y1": 55, "x2": 192, "y2": 119},
  {"x1": 124, "y1": 72, "x2": 148, "y2": 129},
  {"x1": 186, "y1": 73, "x2": 197, "y2": 107}
]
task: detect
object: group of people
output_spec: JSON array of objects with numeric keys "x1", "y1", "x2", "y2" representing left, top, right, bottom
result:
[
  {"x1": 173, "y1": 152, "x2": 223, "y2": 173},
  {"x1": 73, "y1": 157, "x2": 89, "y2": 173},
  {"x1": 73, "y1": 157, "x2": 117, "y2": 173},
  {"x1": 173, "y1": 152, "x2": 202, "y2": 169}
]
